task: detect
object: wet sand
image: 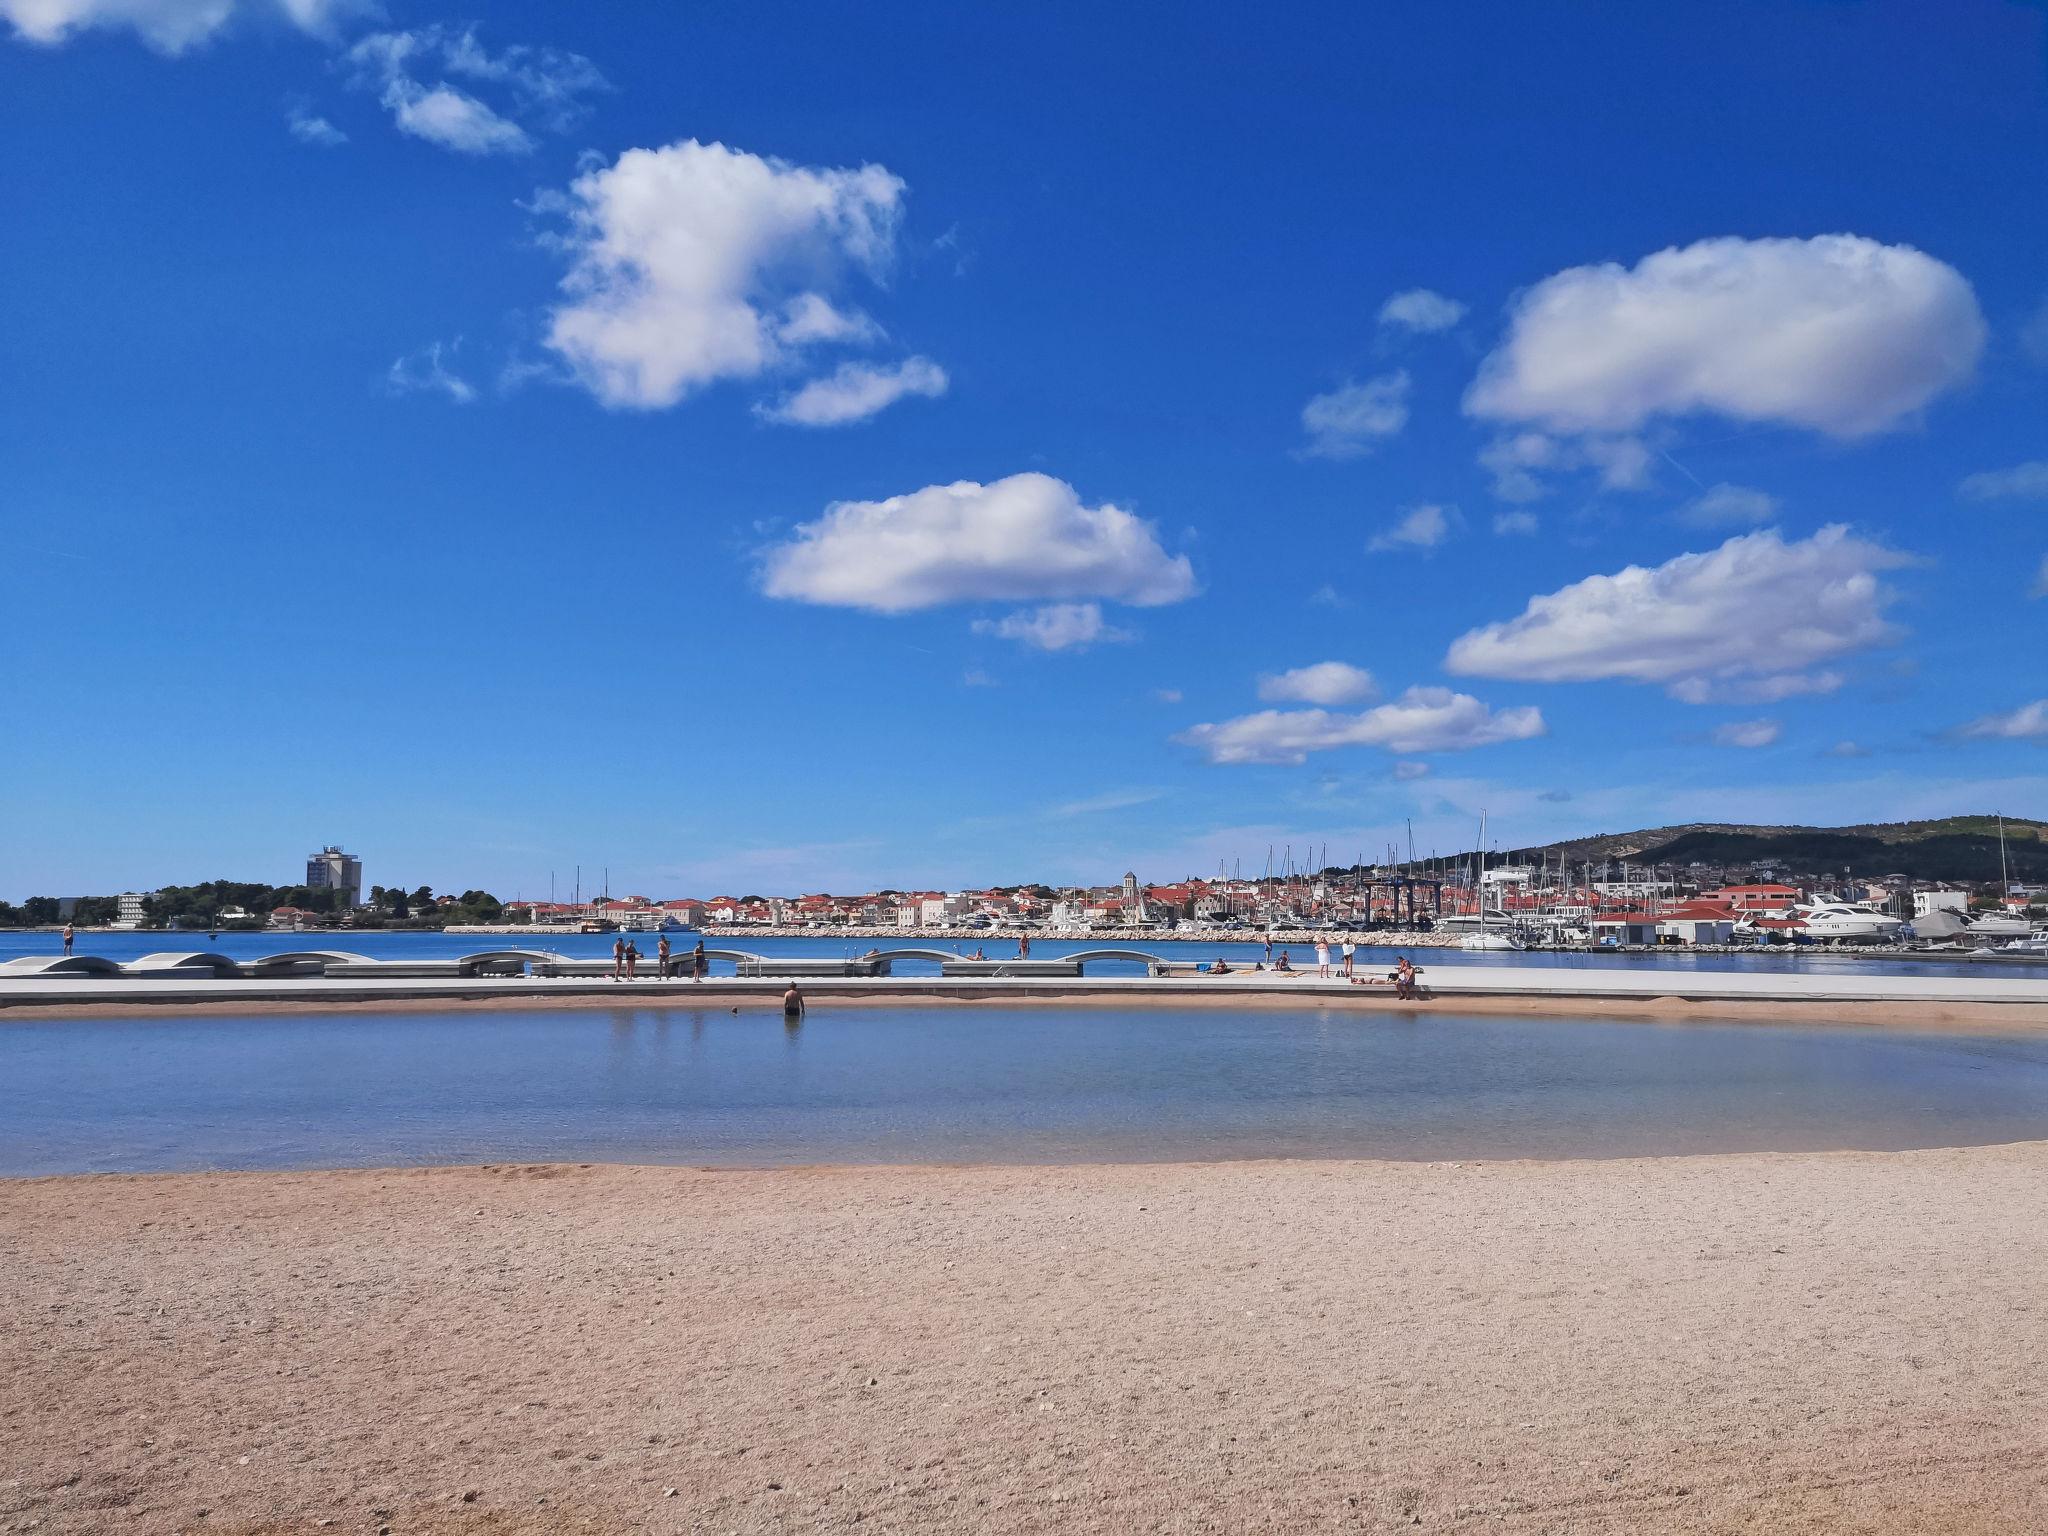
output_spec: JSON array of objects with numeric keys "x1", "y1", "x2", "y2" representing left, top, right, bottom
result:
[
  {"x1": 5, "y1": 984, "x2": 2048, "y2": 1034},
  {"x1": 5, "y1": 1144, "x2": 2046, "y2": 1534}
]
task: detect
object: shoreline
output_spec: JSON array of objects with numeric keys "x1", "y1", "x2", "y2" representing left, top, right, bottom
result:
[
  {"x1": 7, "y1": 973, "x2": 2048, "y2": 1033},
  {"x1": 6, "y1": 1143, "x2": 2044, "y2": 1534}
]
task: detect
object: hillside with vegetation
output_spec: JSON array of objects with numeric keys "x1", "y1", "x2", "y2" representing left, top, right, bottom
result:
[{"x1": 1513, "y1": 816, "x2": 2048, "y2": 884}]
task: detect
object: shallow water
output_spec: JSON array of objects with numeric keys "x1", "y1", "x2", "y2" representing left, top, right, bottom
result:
[{"x1": 4, "y1": 1003, "x2": 2046, "y2": 1175}]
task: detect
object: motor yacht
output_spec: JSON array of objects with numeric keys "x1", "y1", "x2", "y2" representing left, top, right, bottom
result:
[
  {"x1": 1791, "y1": 902, "x2": 1905, "y2": 943},
  {"x1": 1457, "y1": 932, "x2": 1525, "y2": 952}
]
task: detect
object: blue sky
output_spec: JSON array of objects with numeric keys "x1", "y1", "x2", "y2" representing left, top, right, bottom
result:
[{"x1": 3, "y1": 0, "x2": 2046, "y2": 900}]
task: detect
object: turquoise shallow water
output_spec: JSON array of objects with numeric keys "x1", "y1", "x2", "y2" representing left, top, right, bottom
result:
[{"x1": 4, "y1": 1002, "x2": 2046, "y2": 1175}]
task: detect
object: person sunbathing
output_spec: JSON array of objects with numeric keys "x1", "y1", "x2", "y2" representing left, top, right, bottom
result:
[{"x1": 1211, "y1": 957, "x2": 1232, "y2": 975}]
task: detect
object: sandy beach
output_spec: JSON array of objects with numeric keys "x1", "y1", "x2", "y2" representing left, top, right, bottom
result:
[{"x1": 5, "y1": 1145, "x2": 2046, "y2": 1534}]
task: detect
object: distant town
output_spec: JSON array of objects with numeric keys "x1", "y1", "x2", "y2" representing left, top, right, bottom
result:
[{"x1": 7, "y1": 827, "x2": 2043, "y2": 947}]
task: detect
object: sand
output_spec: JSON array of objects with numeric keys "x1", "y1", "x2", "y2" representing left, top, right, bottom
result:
[
  {"x1": 5, "y1": 1147, "x2": 2047, "y2": 1534},
  {"x1": 6, "y1": 985, "x2": 2048, "y2": 1034}
]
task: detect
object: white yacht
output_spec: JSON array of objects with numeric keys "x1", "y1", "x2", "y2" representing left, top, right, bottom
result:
[
  {"x1": 1965, "y1": 910, "x2": 2035, "y2": 940},
  {"x1": 1457, "y1": 932, "x2": 1525, "y2": 952},
  {"x1": 1792, "y1": 902, "x2": 1905, "y2": 943}
]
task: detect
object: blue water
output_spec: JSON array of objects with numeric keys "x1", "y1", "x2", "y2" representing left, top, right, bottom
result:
[
  {"x1": 4, "y1": 1003, "x2": 2046, "y2": 1176},
  {"x1": 0, "y1": 928, "x2": 2020, "y2": 980}
]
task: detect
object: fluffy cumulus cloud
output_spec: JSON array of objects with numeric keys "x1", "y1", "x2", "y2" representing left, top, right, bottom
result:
[
  {"x1": 1956, "y1": 700, "x2": 2048, "y2": 741},
  {"x1": 760, "y1": 472, "x2": 1196, "y2": 614},
  {"x1": 1466, "y1": 235, "x2": 1984, "y2": 442},
  {"x1": 1256, "y1": 661, "x2": 1379, "y2": 706},
  {"x1": 1, "y1": 0, "x2": 357, "y2": 51},
  {"x1": 1367, "y1": 503, "x2": 1456, "y2": 553},
  {"x1": 543, "y1": 140, "x2": 909, "y2": 410},
  {"x1": 972, "y1": 602, "x2": 1131, "y2": 653},
  {"x1": 346, "y1": 27, "x2": 606, "y2": 156},
  {"x1": 755, "y1": 356, "x2": 947, "y2": 427},
  {"x1": 1177, "y1": 687, "x2": 1546, "y2": 766},
  {"x1": 1444, "y1": 524, "x2": 1912, "y2": 701},
  {"x1": 1378, "y1": 288, "x2": 1466, "y2": 333},
  {"x1": 1712, "y1": 718, "x2": 1782, "y2": 749},
  {"x1": 1958, "y1": 461, "x2": 2048, "y2": 501},
  {"x1": 1678, "y1": 483, "x2": 1779, "y2": 528},
  {"x1": 1300, "y1": 371, "x2": 1409, "y2": 458}
]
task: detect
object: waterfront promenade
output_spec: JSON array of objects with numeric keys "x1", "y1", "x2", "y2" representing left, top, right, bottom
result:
[{"x1": 6, "y1": 961, "x2": 2048, "y2": 1030}]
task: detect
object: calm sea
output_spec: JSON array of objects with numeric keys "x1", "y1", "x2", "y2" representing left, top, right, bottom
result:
[{"x1": 5, "y1": 1001, "x2": 2046, "y2": 1176}]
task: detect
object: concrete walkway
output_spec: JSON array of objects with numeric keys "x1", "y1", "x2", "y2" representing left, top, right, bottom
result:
[{"x1": 5, "y1": 963, "x2": 2048, "y2": 1011}]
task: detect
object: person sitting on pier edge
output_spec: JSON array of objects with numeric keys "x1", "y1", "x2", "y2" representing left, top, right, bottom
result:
[
  {"x1": 1274, "y1": 949, "x2": 1292, "y2": 972},
  {"x1": 782, "y1": 982, "x2": 805, "y2": 1018},
  {"x1": 657, "y1": 933, "x2": 671, "y2": 978},
  {"x1": 1394, "y1": 955, "x2": 1419, "y2": 999}
]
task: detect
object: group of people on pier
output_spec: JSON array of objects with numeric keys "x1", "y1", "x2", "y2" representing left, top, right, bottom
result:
[{"x1": 611, "y1": 934, "x2": 709, "y2": 981}]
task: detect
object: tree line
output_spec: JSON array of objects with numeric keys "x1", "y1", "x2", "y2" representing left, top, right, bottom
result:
[{"x1": 0, "y1": 882, "x2": 505, "y2": 929}]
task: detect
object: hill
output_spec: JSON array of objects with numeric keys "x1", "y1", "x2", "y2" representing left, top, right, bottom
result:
[{"x1": 1505, "y1": 815, "x2": 2048, "y2": 885}]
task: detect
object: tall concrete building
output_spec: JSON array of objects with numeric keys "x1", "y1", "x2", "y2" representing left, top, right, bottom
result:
[{"x1": 306, "y1": 846, "x2": 363, "y2": 910}]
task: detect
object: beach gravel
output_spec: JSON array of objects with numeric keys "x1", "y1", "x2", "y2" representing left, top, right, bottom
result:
[{"x1": 3, "y1": 1145, "x2": 2046, "y2": 1533}]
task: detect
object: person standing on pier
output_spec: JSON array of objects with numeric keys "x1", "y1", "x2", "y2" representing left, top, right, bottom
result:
[
  {"x1": 61, "y1": 924, "x2": 74, "y2": 956},
  {"x1": 1341, "y1": 938, "x2": 1356, "y2": 977},
  {"x1": 1315, "y1": 940, "x2": 1331, "y2": 978},
  {"x1": 692, "y1": 939, "x2": 707, "y2": 981},
  {"x1": 657, "y1": 933, "x2": 672, "y2": 978},
  {"x1": 612, "y1": 935, "x2": 626, "y2": 979}
]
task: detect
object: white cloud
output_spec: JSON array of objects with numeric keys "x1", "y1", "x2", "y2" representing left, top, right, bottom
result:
[
  {"x1": 1477, "y1": 430, "x2": 1648, "y2": 501},
  {"x1": 1957, "y1": 461, "x2": 2048, "y2": 501},
  {"x1": 774, "y1": 292, "x2": 880, "y2": 347},
  {"x1": 2023, "y1": 300, "x2": 2048, "y2": 368},
  {"x1": 1492, "y1": 510, "x2": 1538, "y2": 536},
  {"x1": 1153, "y1": 688, "x2": 1183, "y2": 704},
  {"x1": 542, "y1": 139, "x2": 907, "y2": 410},
  {"x1": 1466, "y1": 235, "x2": 1984, "y2": 441},
  {"x1": 1956, "y1": 700, "x2": 2048, "y2": 741},
  {"x1": 386, "y1": 342, "x2": 475, "y2": 403},
  {"x1": 2033, "y1": 555, "x2": 2048, "y2": 601},
  {"x1": 972, "y1": 602, "x2": 1132, "y2": 652},
  {"x1": 756, "y1": 356, "x2": 947, "y2": 427},
  {"x1": 962, "y1": 668, "x2": 996, "y2": 688},
  {"x1": 1826, "y1": 740, "x2": 1871, "y2": 758},
  {"x1": 1445, "y1": 525, "x2": 1912, "y2": 698},
  {"x1": 1, "y1": 0, "x2": 355, "y2": 52},
  {"x1": 345, "y1": 26, "x2": 605, "y2": 155},
  {"x1": 1712, "y1": 718, "x2": 1782, "y2": 749},
  {"x1": 1177, "y1": 686, "x2": 1546, "y2": 765},
  {"x1": 762, "y1": 472, "x2": 1196, "y2": 614},
  {"x1": 1050, "y1": 788, "x2": 1165, "y2": 818},
  {"x1": 1392, "y1": 760, "x2": 1432, "y2": 781},
  {"x1": 1378, "y1": 288, "x2": 1466, "y2": 333},
  {"x1": 1677, "y1": 482, "x2": 1779, "y2": 528},
  {"x1": 1367, "y1": 503, "x2": 1456, "y2": 553},
  {"x1": 286, "y1": 102, "x2": 345, "y2": 145},
  {"x1": 1300, "y1": 371, "x2": 1409, "y2": 459},
  {"x1": 1667, "y1": 671, "x2": 1843, "y2": 705},
  {"x1": 1257, "y1": 661, "x2": 1379, "y2": 706}
]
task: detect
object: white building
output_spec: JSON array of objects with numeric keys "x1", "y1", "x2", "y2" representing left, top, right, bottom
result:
[
  {"x1": 306, "y1": 846, "x2": 363, "y2": 909},
  {"x1": 1913, "y1": 889, "x2": 1968, "y2": 918},
  {"x1": 114, "y1": 892, "x2": 149, "y2": 928},
  {"x1": 921, "y1": 893, "x2": 970, "y2": 925}
]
